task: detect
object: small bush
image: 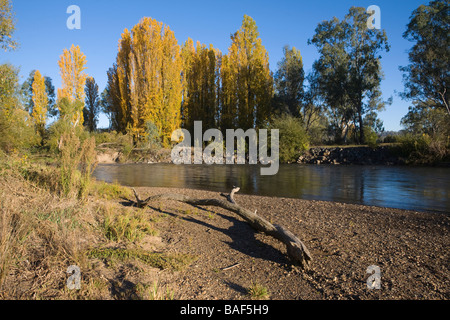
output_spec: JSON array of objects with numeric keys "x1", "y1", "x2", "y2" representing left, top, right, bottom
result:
[
  {"x1": 268, "y1": 114, "x2": 310, "y2": 163},
  {"x1": 141, "y1": 121, "x2": 162, "y2": 150},
  {"x1": 59, "y1": 131, "x2": 82, "y2": 197},
  {"x1": 78, "y1": 137, "x2": 97, "y2": 199},
  {"x1": 92, "y1": 131, "x2": 133, "y2": 147},
  {"x1": 136, "y1": 281, "x2": 174, "y2": 300},
  {"x1": 364, "y1": 127, "x2": 379, "y2": 149},
  {"x1": 0, "y1": 109, "x2": 39, "y2": 153},
  {"x1": 394, "y1": 133, "x2": 449, "y2": 164},
  {"x1": 56, "y1": 127, "x2": 98, "y2": 198}
]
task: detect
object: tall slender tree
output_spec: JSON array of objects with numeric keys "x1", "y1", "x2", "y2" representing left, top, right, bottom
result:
[
  {"x1": 21, "y1": 70, "x2": 56, "y2": 117},
  {"x1": 31, "y1": 70, "x2": 48, "y2": 142},
  {"x1": 220, "y1": 53, "x2": 238, "y2": 131},
  {"x1": 57, "y1": 44, "x2": 88, "y2": 126},
  {"x1": 83, "y1": 77, "x2": 100, "y2": 132},
  {"x1": 181, "y1": 38, "x2": 221, "y2": 132},
  {"x1": 273, "y1": 45, "x2": 305, "y2": 117},
  {"x1": 107, "y1": 17, "x2": 183, "y2": 145},
  {"x1": 222, "y1": 15, "x2": 273, "y2": 130}
]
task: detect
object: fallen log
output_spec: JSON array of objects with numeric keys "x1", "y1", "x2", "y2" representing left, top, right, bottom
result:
[{"x1": 131, "y1": 187, "x2": 312, "y2": 269}]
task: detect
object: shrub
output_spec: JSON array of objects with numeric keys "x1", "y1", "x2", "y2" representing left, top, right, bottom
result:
[
  {"x1": 394, "y1": 133, "x2": 449, "y2": 164},
  {"x1": 268, "y1": 114, "x2": 310, "y2": 163},
  {"x1": 78, "y1": 136, "x2": 97, "y2": 199},
  {"x1": 364, "y1": 127, "x2": 379, "y2": 149},
  {"x1": 92, "y1": 131, "x2": 132, "y2": 147},
  {"x1": 58, "y1": 128, "x2": 97, "y2": 198},
  {"x1": 141, "y1": 121, "x2": 162, "y2": 149},
  {"x1": 0, "y1": 109, "x2": 39, "y2": 153},
  {"x1": 59, "y1": 131, "x2": 82, "y2": 197}
]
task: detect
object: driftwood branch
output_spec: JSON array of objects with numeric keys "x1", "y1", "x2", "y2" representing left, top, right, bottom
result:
[
  {"x1": 132, "y1": 187, "x2": 312, "y2": 269},
  {"x1": 220, "y1": 186, "x2": 240, "y2": 204}
]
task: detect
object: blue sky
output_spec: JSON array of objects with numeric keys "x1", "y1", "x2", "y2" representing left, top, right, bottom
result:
[{"x1": 2, "y1": 0, "x2": 427, "y2": 130}]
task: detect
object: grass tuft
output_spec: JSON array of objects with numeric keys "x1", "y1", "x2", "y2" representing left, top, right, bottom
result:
[
  {"x1": 86, "y1": 247, "x2": 197, "y2": 271},
  {"x1": 247, "y1": 281, "x2": 269, "y2": 300}
]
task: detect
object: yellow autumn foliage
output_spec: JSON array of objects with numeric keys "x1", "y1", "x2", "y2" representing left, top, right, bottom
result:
[
  {"x1": 57, "y1": 44, "x2": 88, "y2": 126},
  {"x1": 31, "y1": 70, "x2": 47, "y2": 140}
]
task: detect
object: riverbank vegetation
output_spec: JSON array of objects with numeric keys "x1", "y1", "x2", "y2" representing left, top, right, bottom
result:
[
  {"x1": 1, "y1": 1, "x2": 448, "y2": 167},
  {"x1": 0, "y1": 0, "x2": 449, "y2": 299},
  {"x1": 0, "y1": 151, "x2": 200, "y2": 299}
]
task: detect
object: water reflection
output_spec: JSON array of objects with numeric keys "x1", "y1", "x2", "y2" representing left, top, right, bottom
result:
[{"x1": 93, "y1": 163, "x2": 450, "y2": 213}]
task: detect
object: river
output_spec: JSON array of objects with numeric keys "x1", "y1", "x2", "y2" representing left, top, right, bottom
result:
[{"x1": 93, "y1": 163, "x2": 450, "y2": 213}]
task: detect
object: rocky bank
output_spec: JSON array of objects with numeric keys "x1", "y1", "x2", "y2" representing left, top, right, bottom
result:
[{"x1": 297, "y1": 146, "x2": 404, "y2": 165}]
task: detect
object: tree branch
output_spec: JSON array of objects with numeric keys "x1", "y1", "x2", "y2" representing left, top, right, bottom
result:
[{"x1": 132, "y1": 187, "x2": 312, "y2": 269}]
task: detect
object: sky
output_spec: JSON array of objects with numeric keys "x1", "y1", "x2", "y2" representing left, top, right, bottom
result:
[{"x1": 1, "y1": 0, "x2": 428, "y2": 131}]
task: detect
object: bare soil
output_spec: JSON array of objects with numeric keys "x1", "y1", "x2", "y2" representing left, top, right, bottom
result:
[{"x1": 132, "y1": 187, "x2": 449, "y2": 300}]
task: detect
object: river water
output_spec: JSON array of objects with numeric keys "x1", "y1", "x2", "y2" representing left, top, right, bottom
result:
[{"x1": 93, "y1": 163, "x2": 450, "y2": 213}]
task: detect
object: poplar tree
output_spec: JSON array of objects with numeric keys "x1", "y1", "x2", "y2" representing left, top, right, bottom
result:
[
  {"x1": 83, "y1": 77, "x2": 100, "y2": 132},
  {"x1": 57, "y1": 44, "x2": 88, "y2": 126},
  {"x1": 181, "y1": 38, "x2": 221, "y2": 133},
  {"x1": 31, "y1": 70, "x2": 48, "y2": 142},
  {"x1": 108, "y1": 17, "x2": 183, "y2": 145},
  {"x1": 21, "y1": 70, "x2": 56, "y2": 117},
  {"x1": 273, "y1": 45, "x2": 305, "y2": 117},
  {"x1": 222, "y1": 15, "x2": 273, "y2": 130}
]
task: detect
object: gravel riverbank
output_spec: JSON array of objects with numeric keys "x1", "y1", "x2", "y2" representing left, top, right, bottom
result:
[{"x1": 134, "y1": 187, "x2": 449, "y2": 300}]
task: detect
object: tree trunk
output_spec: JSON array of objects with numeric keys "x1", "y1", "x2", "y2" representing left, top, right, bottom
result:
[{"x1": 132, "y1": 187, "x2": 312, "y2": 269}]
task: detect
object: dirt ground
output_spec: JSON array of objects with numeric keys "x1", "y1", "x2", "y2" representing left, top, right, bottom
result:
[{"x1": 129, "y1": 187, "x2": 449, "y2": 300}]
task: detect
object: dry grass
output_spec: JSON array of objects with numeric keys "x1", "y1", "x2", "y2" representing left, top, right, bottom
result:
[
  {"x1": 0, "y1": 172, "x2": 90, "y2": 299},
  {"x1": 0, "y1": 155, "x2": 195, "y2": 299}
]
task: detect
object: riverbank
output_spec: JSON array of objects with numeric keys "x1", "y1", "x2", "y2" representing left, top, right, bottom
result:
[
  {"x1": 96, "y1": 144, "x2": 449, "y2": 167},
  {"x1": 132, "y1": 186, "x2": 449, "y2": 300},
  {"x1": 297, "y1": 145, "x2": 404, "y2": 165},
  {"x1": 97, "y1": 145, "x2": 402, "y2": 165},
  {"x1": 1, "y1": 156, "x2": 448, "y2": 299},
  {"x1": 3, "y1": 139, "x2": 448, "y2": 300}
]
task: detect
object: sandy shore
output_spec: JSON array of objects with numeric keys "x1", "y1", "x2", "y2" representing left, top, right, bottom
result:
[{"x1": 133, "y1": 186, "x2": 449, "y2": 300}]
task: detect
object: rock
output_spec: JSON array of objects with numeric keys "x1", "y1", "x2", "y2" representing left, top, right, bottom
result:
[{"x1": 297, "y1": 146, "x2": 401, "y2": 166}]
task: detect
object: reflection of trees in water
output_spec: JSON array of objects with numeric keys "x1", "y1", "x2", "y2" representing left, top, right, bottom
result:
[{"x1": 93, "y1": 164, "x2": 450, "y2": 212}]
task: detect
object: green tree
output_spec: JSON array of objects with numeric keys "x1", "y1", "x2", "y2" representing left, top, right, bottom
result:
[
  {"x1": 104, "y1": 67, "x2": 123, "y2": 132},
  {"x1": 100, "y1": 88, "x2": 113, "y2": 130},
  {"x1": 302, "y1": 69, "x2": 328, "y2": 144},
  {"x1": 0, "y1": 0, "x2": 17, "y2": 51},
  {"x1": 309, "y1": 7, "x2": 390, "y2": 144},
  {"x1": 83, "y1": 77, "x2": 100, "y2": 132},
  {"x1": 267, "y1": 114, "x2": 309, "y2": 163},
  {"x1": 273, "y1": 45, "x2": 305, "y2": 117},
  {"x1": 0, "y1": 64, "x2": 38, "y2": 151},
  {"x1": 400, "y1": 0, "x2": 449, "y2": 118}
]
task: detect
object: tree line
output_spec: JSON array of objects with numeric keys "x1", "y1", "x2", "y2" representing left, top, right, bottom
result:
[
  {"x1": 101, "y1": 10, "x2": 389, "y2": 146},
  {"x1": 0, "y1": 0, "x2": 448, "y2": 157}
]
